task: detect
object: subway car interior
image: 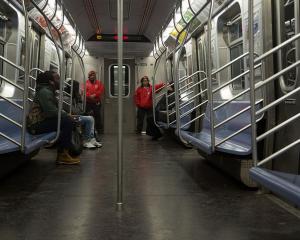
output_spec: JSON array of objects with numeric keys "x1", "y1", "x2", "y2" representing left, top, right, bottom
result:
[{"x1": 0, "y1": 0, "x2": 300, "y2": 239}]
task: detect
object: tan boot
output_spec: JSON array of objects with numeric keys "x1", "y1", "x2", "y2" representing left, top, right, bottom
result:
[{"x1": 56, "y1": 149, "x2": 80, "y2": 165}]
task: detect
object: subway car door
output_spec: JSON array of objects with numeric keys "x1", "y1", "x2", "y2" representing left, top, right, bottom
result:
[{"x1": 103, "y1": 59, "x2": 136, "y2": 134}]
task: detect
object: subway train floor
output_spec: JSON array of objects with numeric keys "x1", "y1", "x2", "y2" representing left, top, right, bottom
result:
[{"x1": 0, "y1": 134, "x2": 299, "y2": 240}]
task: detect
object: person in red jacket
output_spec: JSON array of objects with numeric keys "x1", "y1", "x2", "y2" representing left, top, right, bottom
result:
[
  {"x1": 85, "y1": 70, "x2": 104, "y2": 137},
  {"x1": 134, "y1": 76, "x2": 164, "y2": 134}
]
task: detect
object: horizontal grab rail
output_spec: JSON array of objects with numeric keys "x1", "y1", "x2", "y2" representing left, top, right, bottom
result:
[
  {"x1": 180, "y1": 100, "x2": 208, "y2": 119},
  {"x1": 179, "y1": 90, "x2": 194, "y2": 101},
  {"x1": 30, "y1": 68, "x2": 44, "y2": 74},
  {"x1": 181, "y1": 112, "x2": 206, "y2": 129},
  {"x1": 215, "y1": 124, "x2": 251, "y2": 147},
  {"x1": 0, "y1": 132, "x2": 21, "y2": 146},
  {"x1": 179, "y1": 78, "x2": 207, "y2": 94},
  {"x1": 256, "y1": 87, "x2": 300, "y2": 116},
  {"x1": 0, "y1": 56, "x2": 25, "y2": 72},
  {"x1": 212, "y1": 52, "x2": 249, "y2": 76},
  {"x1": 257, "y1": 139, "x2": 300, "y2": 167},
  {"x1": 213, "y1": 63, "x2": 262, "y2": 93},
  {"x1": 213, "y1": 88, "x2": 250, "y2": 111},
  {"x1": 0, "y1": 74, "x2": 24, "y2": 91},
  {"x1": 0, "y1": 113, "x2": 22, "y2": 128},
  {"x1": 255, "y1": 61, "x2": 300, "y2": 90},
  {"x1": 255, "y1": 32, "x2": 300, "y2": 63},
  {"x1": 179, "y1": 89, "x2": 208, "y2": 110},
  {"x1": 169, "y1": 119, "x2": 177, "y2": 125},
  {"x1": 214, "y1": 99, "x2": 263, "y2": 129},
  {"x1": 257, "y1": 113, "x2": 300, "y2": 142},
  {"x1": 178, "y1": 70, "x2": 207, "y2": 84},
  {"x1": 0, "y1": 96, "x2": 23, "y2": 109}
]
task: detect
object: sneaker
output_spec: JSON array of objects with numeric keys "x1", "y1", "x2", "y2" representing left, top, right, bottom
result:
[
  {"x1": 56, "y1": 150, "x2": 80, "y2": 165},
  {"x1": 90, "y1": 138, "x2": 102, "y2": 148},
  {"x1": 83, "y1": 141, "x2": 97, "y2": 149}
]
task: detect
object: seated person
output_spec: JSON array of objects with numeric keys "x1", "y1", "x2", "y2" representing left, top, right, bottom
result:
[
  {"x1": 155, "y1": 82, "x2": 175, "y2": 123},
  {"x1": 26, "y1": 71, "x2": 80, "y2": 165},
  {"x1": 64, "y1": 80, "x2": 102, "y2": 149}
]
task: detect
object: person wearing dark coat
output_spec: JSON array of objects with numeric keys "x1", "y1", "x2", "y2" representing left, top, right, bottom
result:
[{"x1": 27, "y1": 71, "x2": 80, "y2": 164}]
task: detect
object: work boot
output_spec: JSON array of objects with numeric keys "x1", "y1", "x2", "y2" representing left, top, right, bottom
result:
[{"x1": 56, "y1": 149, "x2": 80, "y2": 165}]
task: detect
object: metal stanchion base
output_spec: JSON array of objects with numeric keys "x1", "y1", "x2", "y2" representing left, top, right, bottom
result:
[{"x1": 116, "y1": 202, "x2": 123, "y2": 211}]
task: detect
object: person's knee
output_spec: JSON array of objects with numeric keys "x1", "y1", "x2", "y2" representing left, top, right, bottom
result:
[
  {"x1": 61, "y1": 116, "x2": 74, "y2": 131},
  {"x1": 86, "y1": 116, "x2": 94, "y2": 124}
]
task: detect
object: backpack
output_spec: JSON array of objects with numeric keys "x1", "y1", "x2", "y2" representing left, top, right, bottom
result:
[
  {"x1": 26, "y1": 101, "x2": 45, "y2": 131},
  {"x1": 68, "y1": 120, "x2": 83, "y2": 157}
]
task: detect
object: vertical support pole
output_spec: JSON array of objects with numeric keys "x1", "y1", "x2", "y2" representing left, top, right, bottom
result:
[
  {"x1": 21, "y1": 0, "x2": 30, "y2": 152},
  {"x1": 76, "y1": 56, "x2": 86, "y2": 112},
  {"x1": 207, "y1": 0, "x2": 215, "y2": 152},
  {"x1": 70, "y1": 52, "x2": 75, "y2": 114},
  {"x1": 248, "y1": 0, "x2": 258, "y2": 166},
  {"x1": 116, "y1": 0, "x2": 124, "y2": 210},
  {"x1": 69, "y1": 54, "x2": 74, "y2": 114},
  {"x1": 295, "y1": 0, "x2": 300, "y2": 86}
]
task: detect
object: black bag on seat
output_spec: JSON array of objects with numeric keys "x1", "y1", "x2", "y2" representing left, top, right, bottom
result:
[{"x1": 69, "y1": 121, "x2": 83, "y2": 157}]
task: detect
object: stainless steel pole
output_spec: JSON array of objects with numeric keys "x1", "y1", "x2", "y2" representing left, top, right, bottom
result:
[
  {"x1": 116, "y1": 0, "x2": 124, "y2": 210},
  {"x1": 69, "y1": 53, "x2": 75, "y2": 114},
  {"x1": 21, "y1": 0, "x2": 30, "y2": 152},
  {"x1": 207, "y1": 0, "x2": 215, "y2": 152},
  {"x1": 295, "y1": 0, "x2": 300, "y2": 84},
  {"x1": 248, "y1": 0, "x2": 258, "y2": 166}
]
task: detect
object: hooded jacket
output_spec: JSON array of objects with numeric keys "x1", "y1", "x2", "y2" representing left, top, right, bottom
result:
[{"x1": 134, "y1": 83, "x2": 164, "y2": 109}]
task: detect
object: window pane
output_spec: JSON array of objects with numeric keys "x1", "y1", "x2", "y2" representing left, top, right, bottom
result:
[
  {"x1": 230, "y1": 43, "x2": 244, "y2": 90},
  {"x1": 110, "y1": 65, "x2": 129, "y2": 97},
  {"x1": 0, "y1": 19, "x2": 5, "y2": 39}
]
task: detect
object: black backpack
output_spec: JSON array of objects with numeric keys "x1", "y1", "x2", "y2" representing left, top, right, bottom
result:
[{"x1": 69, "y1": 121, "x2": 83, "y2": 157}]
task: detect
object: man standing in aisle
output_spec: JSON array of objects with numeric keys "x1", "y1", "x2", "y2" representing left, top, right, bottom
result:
[{"x1": 85, "y1": 70, "x2": 104, "y2": 139}]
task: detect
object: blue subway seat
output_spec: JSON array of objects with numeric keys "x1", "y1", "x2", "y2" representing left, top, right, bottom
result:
[
  {"x1": 181, "y1": 101, "x2": 263, "y2": 156},
  {"x1": 250, "y1": 167, "x2": 300, "y2": 207},
  {"x1": 0, "y1": 99, "x2": 56, "y2": 155}
]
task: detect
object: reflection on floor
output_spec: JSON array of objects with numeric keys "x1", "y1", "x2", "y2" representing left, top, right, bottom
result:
[{"x1": 0, "y1": 134, "x2": 299, "y2": 240}]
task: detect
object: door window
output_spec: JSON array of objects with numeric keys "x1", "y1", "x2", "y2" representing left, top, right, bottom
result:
[{"x1": 109, "y1": 64, "x2": 130, "y2": 97}]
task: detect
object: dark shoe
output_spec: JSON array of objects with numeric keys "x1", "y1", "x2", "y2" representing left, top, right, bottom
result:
[
  {"x1": 136, "y1": 130, "x2": 142, "y2": 134},
  {"x1": 151, "y1": 134, "x2": 162, "y2": 141}
]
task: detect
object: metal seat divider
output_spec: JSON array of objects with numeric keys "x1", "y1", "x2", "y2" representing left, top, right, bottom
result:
[
  {"x1": 172, "y1": 1, "x2": 211, "y2": 139},
  {"x1": 153, "y1": 0, "x2": 209, "y2": 132},
  {"x1": 213, "y1": 46, "x2": 300, "y2": 148},
  {"x1": 180, "y1": 100, "x2": 208, "y2": 119},
  {"x1": 0, "y1": 1, "x2": 30, "y2": 150},
  {"x1": 173, "y1": 15, "x2": 192, "y2": 144},
  {"x1": 251, "y1": 0, "x2": 300, "y2": 167},
  {"x1": 152, "y1": 46, "x2": 167, "y2": 128},
  {"x1": 179, "y1": 89, "x2": 208, "y2": 110},
  {"x1": 31, "y1": 0, "x2": 66, "y2": 145}
]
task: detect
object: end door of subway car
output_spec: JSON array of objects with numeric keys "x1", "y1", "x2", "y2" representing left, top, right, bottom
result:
[{"x1": 103, "y1": 59, "x2": 136, "y2": 134}]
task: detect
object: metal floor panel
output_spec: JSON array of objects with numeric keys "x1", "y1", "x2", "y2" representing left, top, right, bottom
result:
[{"x1": 0, "y1": 134, "x2": 299, "y2": 240}]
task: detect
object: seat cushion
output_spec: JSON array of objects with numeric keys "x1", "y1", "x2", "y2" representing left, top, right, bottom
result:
[{"x1": 250, "y1": 167, "x2": 300, "y2": 207}]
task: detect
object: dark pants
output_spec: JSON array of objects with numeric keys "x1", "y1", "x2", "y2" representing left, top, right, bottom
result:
[
  {"x1": 146, "y1": 115, "x2": 162, "y2": 138},
  {"x1": 32, "y1": 116, "x2": 74, "y2": 150},
  {"x1": 86, "y1": 102, "x2": 102, "y2": 133},
  {"x1": 136, "y1": 108, "x2": 152, "y2": 132}
]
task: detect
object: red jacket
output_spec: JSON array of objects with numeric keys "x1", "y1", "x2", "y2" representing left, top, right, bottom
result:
[
  {"x1": 85, "y1": 79, "x2": 105, "y2": 103},
  {"x1": 134, "y1": 83, "x2": 164, "y2": 109}
]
